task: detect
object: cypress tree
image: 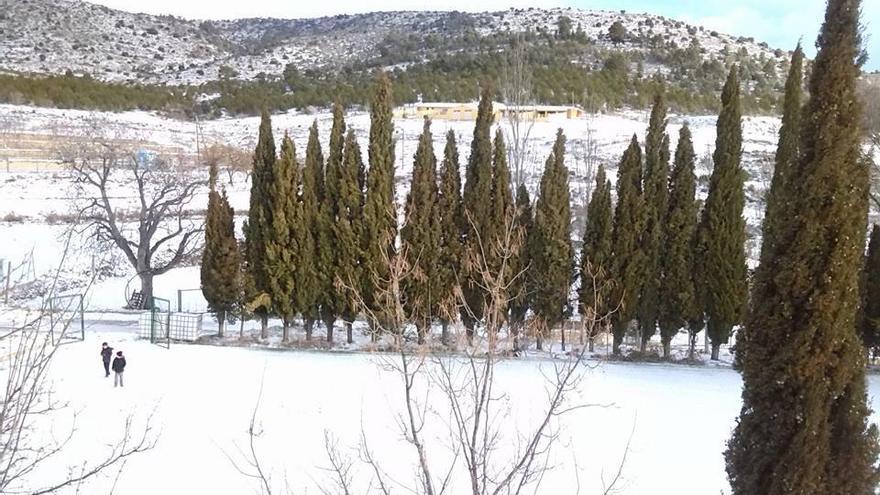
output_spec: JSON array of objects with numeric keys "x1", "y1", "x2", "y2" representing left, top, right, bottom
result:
[
  {"x1": 335, "y1": 129, "x2": 366, "y2": 344},
  {"x1": 298, "y1": 121, "x2": 323, "y2": 340},
  {"x1": 578, "y1": 165, "x2": 613, "y2": 353},
  {"x1": 697, "y1": 65, "x2": 748, "y2": 361},
  {"x1": 531, "y1": 130, "x2": 573, "y2": 351},
  {"x1": 738, "y1": 46, "x2": 804, "y2": 364},
  {"x1": 637, "y1": 91, "x2": 670, "y2": 352},
  {"x1": 316, "y1": 112, "x2": 341, "y2": 342},
  {"x1": 727, "y1": 1, "x2": 879, "y2": 492},
  {"x1": 244, "y1": 109, "x2": 275, "y2": 339},
  {"x1": 509, "y1": 184, "x2": 533, "y2": 352},
  {"x1": 436, "y1": 130, "x2": 464, "y2": 346},
  {"x1": 362, "y1": 70, "x2": 397, "y2": 336},
  {"x1": 861, "y1": 225, "x2": 880, "y2": 356},
  {"x1": 265, "y1": 133, "x2": 299, "y2": 343},
  {"x1": 611, "y1": 135, "x2": 645, "y2": 354},
  {"x1": 658, "y1": 125, "x2": 699, "y2": 358},
  {"x1": 461, "y1": 83, "x2": 494, "y2": 338},
  {"x1": 487, "y1": 128, "x2": 515, "y2": 320},
  {"x1": 201, "y1": 161, "x2": 240, "y2": 338},
  {"x1": 401, "y1": 117, "x2": 439, "y2": 344}
]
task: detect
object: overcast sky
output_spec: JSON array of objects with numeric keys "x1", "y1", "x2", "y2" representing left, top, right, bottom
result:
[{"x1": 88, "y1": 0, "x2": 879, "y2": 70}]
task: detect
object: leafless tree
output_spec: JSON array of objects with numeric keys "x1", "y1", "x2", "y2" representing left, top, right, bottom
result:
[
  {"x1": 501, "y1": 35, "x2": 537, "y2": 188},
  {"x1": 61, "y1": 121, "x2": 205, "y2": 308},
  {"x1": 0, "y1": 246, "x2": 156, "y2": 493}
]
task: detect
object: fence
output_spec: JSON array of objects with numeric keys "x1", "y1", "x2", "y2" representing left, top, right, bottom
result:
[{"x1": 138, "y1": 311, "x2": 204, "y2": 343}]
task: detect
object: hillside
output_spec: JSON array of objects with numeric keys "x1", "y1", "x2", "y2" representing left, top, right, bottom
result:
[{"x1": 0, "y1": 0, "x2": 794, "y2": 115}]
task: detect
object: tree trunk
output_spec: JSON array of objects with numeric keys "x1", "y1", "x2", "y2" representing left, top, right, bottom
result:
[
  {"x1": 511, "y1": 322, "x2": 520, "y2": 354},
  {"x1": 217, "y1": 311, "x2": 225, "y2": 338},
  {"x1": 325, "y1": 318, "x2": 335, "y2": 344},
  {"x1": 417, "y1": 324, "x2": 426, "y2": 345},
  {"x1": 536, "y1": 334, "x2": 543, "y2": 351},
  {"x1": 640, "y1": 334, "x2": 649, "y2": 353},
  {"x1": 139, "y1": 272, "x2": 154, "y2": 309},
  {"x1": 441, "y1": 320, "x2": 450, "y2": 347},
  {"x1": 588, "y1": 336, "x2": 595, "y2": 353},
  {"x1": 305, "y1": 318, "x2": 315, "y2": 341},
  {"x1": 260, "y1": 314, "x2": 268, "y2": 340},
  {"x1": 612, "y1": 333, "x2": 622, "y2": 355},
  {"x1": 688, "y1": 332, "x2": 697, "y2": 360},
  {"x1": 711, "y1": 342, "x2": 721, "y2": 361},
  {"x1": 239, "y1": 315, "x2": 245, "y2": 340},
  {"x1": 345, "y1": 320, "x2": 353, "y2": 344},
  {"x1": 281, "y1": 319, "x2": 290, "y2": 344},
  {"x1": 560, "y1": 323, "x2": 566, "y2": 352},
  {"x1": 662, "y1": 339, "x2": 671, "y2": 359}
]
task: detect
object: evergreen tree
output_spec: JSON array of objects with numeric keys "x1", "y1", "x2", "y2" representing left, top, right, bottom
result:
[
  {"x1": 436, "y1": 130, "x2": 464, "y2": 346},
  {"x1": 611, "y1": 136, "x2": 645, "y2": 354},
  {"x1": 509, "y1": 184, "x2": 533, "y2": 352},
  {"x1": 335, "y1": 129, "x2": 366, "y2": 344},
  {"x1": 697, "y1": 65, "x2": 747, "y2": 361},
  {"x1": 531, "y1": 130, "x2": 573, "y2": 351},
  {"x1": 738, "y1": 46, "x2": 804, "y2": 364},
  {"x1": 201, "y1": 161, "x2": 240, "y2": 338},
  {"x1": 861, "y1": 225, "x2": 880, "y2": 356},
  {"x1": 317, "y1": 109, "x2": 342, "y2": 342},
  {"x1": 658, "y1": 125, "x2": 699, "y2": 358},
  {"x1": 727, "y1": 1, "x2": 880, "y2": 491},
  {"x1": 461, "y1": 83, "x2": 495, "y2": 337},
  {"x1": 401, "y1": 117, "x2": 440, "y2": 343},
  {"x1": 362, "y1": 71, "x2": 397, "y2": 336},
  {"x1": 244, "y1": 109, "x2": 275, "y2": 339},
  {"x1": 578, "y1": 165, "x2": 613, "y2": 352},
  {"x1": 637, "y1": 90, "x2": 670, "y2": 352},
  {"x1": 297, "y1": 121, "x2": 322, "y2": 340},
  {"x1": 265, "y1": 134, "x2": 299, "y2": 342},
  {"x1": 487, "y1": 128, "x2": 515, "y2": 321}
]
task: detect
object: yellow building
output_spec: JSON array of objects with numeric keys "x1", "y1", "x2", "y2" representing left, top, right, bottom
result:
[{"x1": 395, "y1": 102, "x2": 584, "y2": 122}]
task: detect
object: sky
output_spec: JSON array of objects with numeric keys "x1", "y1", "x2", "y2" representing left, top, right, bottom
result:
[{"x1": 88, "y1": 0, "x2": 879, "y2": 70}]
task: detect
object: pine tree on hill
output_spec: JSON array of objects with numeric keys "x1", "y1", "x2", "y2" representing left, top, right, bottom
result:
[
  {"x1": 578, "y1": 164, "x2": 613, "y2": 353},
  {"x1": 401, "y1": 117, "x2": 440, "y2": 344},
  {"x1": 610, "y1": 135, "x2": 645, "y2": 354},
  {"x1": 244, "y1": 108, "x2": 276, "y2": 339},
  {"x1": 297, "y1": 121, "x2": 323, "y2": 340},
  {"x1": 461, "y1": 82, "x2": 495, "y2": 338},
  {"x1": 265, "y1": 133, "x2": 299, "y2": 343},
  {"x1": 509, "y1": 183, "x2": 533, "y2": 352},
  {"x1": 861, "y1": 225, "x2": 880, "y2": 356},
  {"x1": 697, "y1": 65, "x2": 748, "y2": 361},
  {"x1": 658, "y1": 125, "x2": 699, "y2": 358},
  {"x1": 738, "y1": 46, "x2": 803, "y2": 365},
  {"x1": 201, "y1": 161, "x2": 240, "y2": 338},
  {"x1": 436, "y1": 130, "x2": 464, "y2": 346},
  {"x1": 727, "y1": 0, "x2": 879, "y2": 491},
  {"x1": 531, "y1": 129, "x2": 573, "y2": 351},
  {"x1": 637, "y1": 90, "x2": 670, "y2": 353},
  {"x1": 362, "y1": 70, "x2": 397, "y2": 336},
  {"x1": 335, "y1": 129, "x2": 366, "y2": 344}
]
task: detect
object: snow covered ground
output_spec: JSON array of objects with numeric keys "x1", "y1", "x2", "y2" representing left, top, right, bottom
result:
[{"x1": 16, "y1": 326, "x2": 880, "y2": 495}]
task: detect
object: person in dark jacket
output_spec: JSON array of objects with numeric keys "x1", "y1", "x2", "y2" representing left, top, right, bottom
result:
[
  {"x1": 100, "y1": 342, "x2": 113, "y2": 377},
  {"x1": 112, "y1": 351, "x2": 126, "y2": 388}
]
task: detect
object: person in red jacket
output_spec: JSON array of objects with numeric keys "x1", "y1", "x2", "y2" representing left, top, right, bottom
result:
[
  {"x1": 112, "y1": 351, "x2": 126, "y2": 388},
  {"x1": 100, "y1": 342, "x2": 113, "y2": 377}
]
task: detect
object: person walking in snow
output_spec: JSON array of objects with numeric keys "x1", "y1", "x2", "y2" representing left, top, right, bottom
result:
[
  {"x1": 100, "y1": 342, "x2": 113, "y2": 377},
  {"x1": 112, "y1": 350, "x2": 126, "y2": 388}
]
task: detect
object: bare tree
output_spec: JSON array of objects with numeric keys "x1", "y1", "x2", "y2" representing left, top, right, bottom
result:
[
  {"x1": 501, "y1": 35, "x2": 537, "y2": 189},
  {"x1": 62, "y1": 123, "x2": 205, "y2": 308}
]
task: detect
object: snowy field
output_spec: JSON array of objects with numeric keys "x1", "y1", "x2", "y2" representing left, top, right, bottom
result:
[{"x1": 17, "y1": 325, "x2": 880, "y2": 495}]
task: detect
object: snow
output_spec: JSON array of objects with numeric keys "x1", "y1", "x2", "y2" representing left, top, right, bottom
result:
[{"x1": 16, "y1": 327, "x2": 880, "y2": 494}]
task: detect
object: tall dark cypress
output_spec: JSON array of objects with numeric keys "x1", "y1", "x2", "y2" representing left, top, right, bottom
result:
[
  {"x1": 201, "y1": 161, "x2": 240, "y2": 337},
  {"x1": 265, "y1": 134, "x2": 299, "y2": 342},
  {"x1": 244, "y1": 109, "x2": 276, "y2": 339},
  {"x1": 578, "y1": 165, "x2": 613, "y2": 352},
  {"x1": 318, "y1": 109, "x2": 343, "y2": 342},
  {"x1": 697, "y1": 66, "x2": 747, "y2": 361},
  {"x1": 727, "y1": 1, "x2": 879, "y2": 492},
  {"x1": 401, "y1": 118, "x2": 439, "y2": 344},
  {"x1": 298, "y1": 122, "x2": 322, "y2": 340},
  {"x1": 488, "y1": 128, "x2": 515, "y2": 293},
  {"x1": 531, "y1": 130, "x2": 573, "y2": 351},
  {"x1": 611, "y1": 136, "x2": 645, "y2": 354},
  {"x1": 335, "y1": 129, "x2": 366, "y2": 344},
  {"x1": 637, "y1": 90, "x2": 670, "y2": 352},
  {"x1": 436, "y1": 130, "x2": 464, "y2": 345},
  {"x1": 738, "y1": 46, "x2": 804, "y2": 364},
  {"x1": 363, "y1": 71, "x2": 397, "y2": 335},
  {"x1": 509, "y1": 184, "x2": 533, "y2": 352},
  {"x1": 461, "y1": 83, "x2": 495, "y2": 337},
  {"x1": 658, "y1": 125, "x2": 699, "y2": 358},
  {"x1": 861, "y1": 225, "x2": 880, "y2": 356}
]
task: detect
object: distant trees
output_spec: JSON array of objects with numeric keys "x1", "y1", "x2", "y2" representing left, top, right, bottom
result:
[{"x1": 609, "y1": 21, "x2": 627, "y2": 44}]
